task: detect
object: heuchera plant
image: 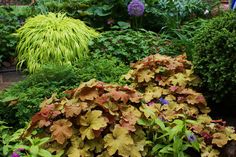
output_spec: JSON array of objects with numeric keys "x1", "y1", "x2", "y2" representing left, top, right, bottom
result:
[
  {"x1": 23, "y1": 54, "x2": 236, "y2": 156},
  {"x1": 24, "y1": 79, "x2": 146, "y2": 156},
  {"x1": 124, "y1": 53, "x2": 236, "y2": 156}
]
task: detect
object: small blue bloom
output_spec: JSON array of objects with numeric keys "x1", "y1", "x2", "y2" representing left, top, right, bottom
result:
[
  {"x1": 159, "y1": 98, "x2": 169, "y2": 105},
  {"x1": 128, "y1": 0, "x2": 145, "y2": 17},
  {"x1": 187, "y1": 134, "x2": 197, "y2": 142},
  {"x1": 231, "y1": 0, "x2": 236, "y2": 10}
]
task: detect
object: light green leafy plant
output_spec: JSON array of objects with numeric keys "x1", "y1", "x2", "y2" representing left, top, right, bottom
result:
[
  {"x1": 16, "y1": 12, "x2": 99, "y2": 73},
  {"x1": 138, "y1": 116, "x2": 200, "y2": 157},
  {"x1": 0, "y1": 121, "x2": 56, "y2": 157}
]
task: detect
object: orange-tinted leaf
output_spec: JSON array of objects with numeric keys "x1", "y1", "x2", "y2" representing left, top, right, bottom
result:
[
  {"x1": 50, "y1": 119, "x2": 73, "y2": 144},
  {"x1": 212, "y1": 133, "x2": 228, "y2": 147},
  {"x1": 65, "y1": 101, "x2": 88, "y2": 118},
  {"x1": 109, "y1": 90, "x2": 129, "y2": 103},
  {"x1": 79, "y1": 87, "x2": 99, "y2": 101}
]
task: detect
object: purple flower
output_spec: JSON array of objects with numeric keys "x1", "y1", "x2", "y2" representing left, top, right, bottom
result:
[
  {"x1": 147, "y1": 101, "x2": 155, "y2": 106},
  {"x1": 128, "y1": 0, "x2": 145, "y2": 17},
  {"x1": 159, "y1": 98, "x2": 169, "y2": 105},
  {"x1": 187, "y1": 134, "x2": 197, "y2": 142},
  {"x1": 11, "y1": 152, "x2": 20, "y2": 157}
]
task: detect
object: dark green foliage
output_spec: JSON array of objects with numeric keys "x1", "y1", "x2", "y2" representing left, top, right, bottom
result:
[
  {"x1": 167, "y1": 18, "x2": 208, "y2": 60},
  {"x1": 0, "y1": 57, "x2": 129, "y2": 128},
  {"x1": 33, "y1": 0, "x2": 129, "y2": 30},
  {"x1": 144, "y1": 0, "x2": 214, "y2": 32},
  {"x1": 0, "y1": 7, "x2": 20, "y2": 66},
  {"x1": 89, "y1": 29, "x2": 183, "y2": 65},
  {"x1": 193, "y1": 11, "x2": 236, "y2": 103}
]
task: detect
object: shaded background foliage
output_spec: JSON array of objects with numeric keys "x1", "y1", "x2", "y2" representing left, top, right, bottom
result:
[
  {"x1": 89, "y1": 29, "x2": 186, "y2": 65},
  {"x1": 192, "y1": 11, "x2": 236, "y2": 112},
  {"x1": 0, "y1": 7, "x2": 20, "y2": 67}
]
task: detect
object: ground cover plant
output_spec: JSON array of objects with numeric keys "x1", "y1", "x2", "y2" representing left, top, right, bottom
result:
[
  {"x1": 193, "y1": 11, "x2": 236, "y2": 104},
  {"x1": 89, "y1": 29, "x2": 185, "y2": 65},
  {"x1": 16, "y1": 12, "x2": 98, "y2": 73},
  {"x1": 0, "y1": 57, "x2": 129, "y2": 128}
]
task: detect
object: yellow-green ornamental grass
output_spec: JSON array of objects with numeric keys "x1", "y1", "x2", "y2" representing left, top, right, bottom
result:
[{"x1": 16, "y1": 13, "x2": 99, "y2": 73}]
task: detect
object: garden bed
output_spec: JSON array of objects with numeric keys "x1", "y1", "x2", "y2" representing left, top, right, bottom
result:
[{"x1": 1, "y1": 0, "x2": 236, "y2": 157}]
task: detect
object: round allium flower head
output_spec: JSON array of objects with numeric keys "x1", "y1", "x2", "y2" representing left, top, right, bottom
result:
[{"x1": 128, "y1": 0, "x2": 145, "y2": 17}]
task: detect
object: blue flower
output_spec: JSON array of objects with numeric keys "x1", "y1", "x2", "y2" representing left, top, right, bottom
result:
[
  {"x1": 187, "y1": 134, "x2": 197, "y2": 142},
  {"x1": 159, "y1": 98, "x2": 169, "y2": 105},
  {"x1": 128, "y1": 0, "x2": 145, "y2": 17}
]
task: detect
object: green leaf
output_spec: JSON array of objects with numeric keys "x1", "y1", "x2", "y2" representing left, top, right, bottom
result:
[
  {"x1": 159, "y1": 145, "x2": 173, "y2": 154},
  {"x1": 3, "y1": 145, "x2": 9, "y2": 155},
  {"x1": 137, "y1": 118, "x2": 151, "y2": 126},
  {"x1": 151, "y1": 144, "x2": 165, "y2": 154},
  {"x1": 38, "y1": 149, "x2": 52, "y2": 157},
  {"x1": 30, "y1": 145, "x2": 39, "y2": 156},
  {"x1": 1, "y1": 96, "x2": 18, "y2": 102},
  {"x1": 38, "y1": 137, "x2": 50, "y2": 146},
  {"x1": 154, "y1": 118, "x2": 165, "y2": 131},
  {"x1": 173, "y1": 136, "x2": 183, "y2": 154},
  {"x1": 191, "y1": 141, "x2": 200, "y2": 152},
  {"x1": 169, "y1": 123, "x2": 184, "y2": 141}
]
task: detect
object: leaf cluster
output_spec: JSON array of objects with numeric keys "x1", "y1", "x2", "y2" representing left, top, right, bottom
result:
[
  {"x1": 0, "y1": 121, "x2": 55, "y2": 157},
  {"x1": 89, "y1": 29, "x2": 183, "y2": 65},
  {"x1": 192, "y1": 11, "x2": 236, "y2": 103},
  {"x1": 32, "y1": 0, "x2": 130, "y2": 30},
  {"x1": 144, "y1": 0, "x2": 213, "y2": 31},
  {"x1": 0, "y1": 57, "x2": 129, "y2": 128},
  {"x1": 138, "y1": 118, "x2": 200, "y2": 157},
  {"x1": 16, "y1": 12, "x2": 99, "y2": 73},
  {"x1": 123, "y1": 53, "x2": 236, "y2": 156},
  {"x1": 25, "y1": 80, "x2": 146, "y2": 156}
]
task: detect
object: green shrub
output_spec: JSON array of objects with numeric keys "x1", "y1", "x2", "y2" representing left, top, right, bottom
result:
[
  {"x1": 0, "y1": 57, "x2": 129, "y2": 128},
  {"x1": 16, "y1": 12, "x2": 99, "y2": 73},
  {"x1": 89, "y1": 29, "x2": 183, "y2": 65},
  {"x1": 144, "y1": 0, "x2": 215, "y2": 32},
  {"x1": 0, "y1": 7, "x2": 20, "y2": 66},
  {"x1": 193, "y1": 11, "x2": 236, "y2": 103}
]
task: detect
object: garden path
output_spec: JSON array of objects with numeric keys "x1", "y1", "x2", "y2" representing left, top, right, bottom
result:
[{"x1": 0, "y1": 67, "x2": 24, "y2": 91}]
